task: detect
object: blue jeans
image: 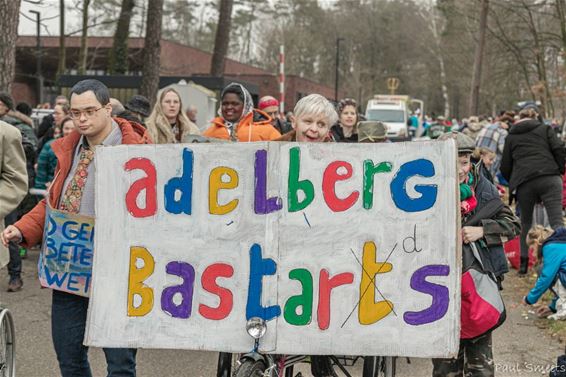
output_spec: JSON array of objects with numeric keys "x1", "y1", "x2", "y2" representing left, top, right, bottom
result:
[
  {"x1": 52, "y1": 291, "x2": 137, "y2": 377},
  {"x1": 4, "y1": 210, "x2": 21, "y2": 279}
]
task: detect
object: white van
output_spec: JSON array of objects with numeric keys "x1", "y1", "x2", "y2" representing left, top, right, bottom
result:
[{"x1": 365, "y1": 95, "x2": 410, "y2": 141}]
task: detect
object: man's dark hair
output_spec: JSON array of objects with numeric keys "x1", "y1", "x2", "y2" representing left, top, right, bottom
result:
[
  {"x1": 0, "y1": 92, "x2": 14, "y2": 110},
  {"x1": 69, "y1": 79, "x2": 110, "y2": 105},
  {"x1": 16, "y1": 102, "x2": 32, "y2": 116}
]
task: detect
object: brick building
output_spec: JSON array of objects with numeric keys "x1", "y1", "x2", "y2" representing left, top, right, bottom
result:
[{"x1": 14, "y1": 36, "x2": 343, "y2": 111}]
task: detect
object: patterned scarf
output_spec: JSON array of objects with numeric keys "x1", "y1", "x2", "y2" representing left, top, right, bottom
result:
[{"x1": 460, "y1": 172, "x2": 477, "y2": 216}]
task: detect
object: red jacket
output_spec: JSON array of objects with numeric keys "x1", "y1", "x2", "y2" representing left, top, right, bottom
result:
[{"x1": 15, "y1": 118, "x2": 151, "y2": 247}]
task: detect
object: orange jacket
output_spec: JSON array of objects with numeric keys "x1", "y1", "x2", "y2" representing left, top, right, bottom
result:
[
  {"x1": 203, "y1": 109, "x2": 281, "y2": 142},
  {"x1": 15, "y1": 117, "x2": 151, "y2": 247}
]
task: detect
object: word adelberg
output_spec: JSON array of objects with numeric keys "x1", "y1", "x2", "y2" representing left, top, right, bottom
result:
[
  {"x1": 123, "y1": 146, "x2": 449, "y2": 328},
  {"x1": 123, "y1": 147, "x2": 438, "y2": 217}
]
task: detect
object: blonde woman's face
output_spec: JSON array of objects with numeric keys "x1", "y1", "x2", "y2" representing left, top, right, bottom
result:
[{"x1": 161, "y1": 91, "x2": 181, "y2": 121}]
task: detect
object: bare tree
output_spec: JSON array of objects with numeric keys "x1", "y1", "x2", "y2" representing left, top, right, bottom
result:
[
  {"x1": 558, "y1": 0, "x2": 566, "y2": 57},
  {"x1": 0, "y1": 0, "x2": 22, "y2": 92},
  {"x1": 78, "y1": 0, "x2": 90, "y2": 75},
  {"x1": 469, "y1": 0, "x2": 489, "y2": 116},
  {"x1": 108, "y1": 0, "x2": 136, "y2": 74},
  {"x1": 420, "y1": 1, "x2": 451, "y2": 118},
  {"x1": 210, "y1": 0, "x2": 234, "y2": 76},
  {"x1": 58, "y1": 0, "x2": 66, "y2": 78},
  {"x1": 139, "y1": 0, "x2": 164, "y2": 106}
]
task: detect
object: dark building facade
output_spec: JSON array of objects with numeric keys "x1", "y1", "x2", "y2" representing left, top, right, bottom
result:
[{"x1": 14, "y1": 36, "x2": 343, "y2": 110}]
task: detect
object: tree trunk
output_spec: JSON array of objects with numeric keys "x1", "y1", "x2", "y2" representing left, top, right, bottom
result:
[
  {"x1": 428, "y1": 3, "x2": 451, "y2": 118},
  {"x1": 524, "y1": 1, "x2": 554, "y2": 117},
  {"x1": 58, "y1": 0, "x2": 66, "y2": 78},
  {"x1": 556, "y1": 0, "x2": 566, "y2": 110},
  {"x1": 139, "y1": 0, "x2": 164, "y2": 106},
  {"x1": 109, "y1": 0, "x2": 136, "y2": 74},
  {"x1": 78, "y1": 0, "x2": 90, "y2": 75},
  {"x1": 0, "y1": 0, "x2": 22, "y2": 93},
  {"x1": 210, "y1": 0, "x2": 234, "y2": 76},
  {"x1": 469, "y1": 0, "x2": 489, "y2": 116}
]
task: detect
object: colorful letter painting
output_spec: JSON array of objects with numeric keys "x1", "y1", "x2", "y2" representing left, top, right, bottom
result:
[
  {"x1": 85, "y1": 141, "x2": 461, "y2": 358},
  {"x1": 39, "y1": 206, "x2": 95, "y2": 297}
]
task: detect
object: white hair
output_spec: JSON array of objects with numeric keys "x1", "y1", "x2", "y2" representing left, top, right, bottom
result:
[{"x1": 293, "y1": 94, "x2": 338, "y2": 125}]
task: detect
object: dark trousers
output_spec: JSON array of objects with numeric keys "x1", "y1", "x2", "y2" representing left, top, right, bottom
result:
[
  {"x1": 517, "y1": 175, "x2": 564, "y2": 268},
  {"x1": 4, "y1": 210, "x2": 21, "y2": 279},
  {"x1": 432, "y1": 332, "x2": 494, "y2": 377},
  {"x1": 51, "y1": 290, "x2": 137, "y2": 377}
]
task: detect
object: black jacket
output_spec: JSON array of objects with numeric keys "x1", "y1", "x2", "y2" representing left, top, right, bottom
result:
[
  {"x1": 463, "y1": 164, "x2": 521, "y2": 279},
  {"x1": 330, "y1": 124, "x2": 357, "y2": 143},
  {"x1": 500, "y1": 118, "x2": 565, "y2": 190}
]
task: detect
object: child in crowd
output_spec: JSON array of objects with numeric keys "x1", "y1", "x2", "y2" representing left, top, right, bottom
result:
[{"x1": 523, "y1": 225, "x2": 566, "y2": 320}]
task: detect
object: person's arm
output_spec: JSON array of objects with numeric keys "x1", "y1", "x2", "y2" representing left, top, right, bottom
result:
[
  {"x1": 546, "y1": 126, "x2": 566, "y2": 174},
  {"x1": 480, "y1": 204, "x2": 521, "y2": 246},
  {"x1": 500, "y1": 138, "x2": 512, "y2": 182},
  {"x1": 0, "y1": 128, "x2": 28, "y2": 219},
  {"x1": 525, "y1": 249, "x2": 561, "y2": 305}
]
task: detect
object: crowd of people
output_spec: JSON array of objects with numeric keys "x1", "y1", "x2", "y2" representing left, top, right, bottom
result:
[{"x1": 0, "y1": 78, "x2": 565, "y2": 376}]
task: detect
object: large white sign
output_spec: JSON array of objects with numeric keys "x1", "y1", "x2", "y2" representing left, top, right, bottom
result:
[{"x1": 85, "y1": 141, "x2": 461, "y2": 358}]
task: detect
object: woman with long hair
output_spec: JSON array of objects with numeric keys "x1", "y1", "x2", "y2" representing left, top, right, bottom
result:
[{"x1": 146, "y1": 88, "x2": 200, "y2": 144}]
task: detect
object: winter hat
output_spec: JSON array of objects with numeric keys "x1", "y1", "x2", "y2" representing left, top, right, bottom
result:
[
  {"x1": 519, "y1": 101, "x2": 539, "y2": 112},
  {"x1": 258, "y1": 96, "x2": 279, "y2": 112},
  {"x1": 0, "y1": 92, "x2": 14, "y2": 110},
  {"x1": 358, "y1": 121, "x2": 387, "y2": 142},
  {"x1": 438, "y1": 131, "x2": 475, "y2": 154},
  {"x1": 125, "y1": 95, "x2": 151, "y2": 117}
]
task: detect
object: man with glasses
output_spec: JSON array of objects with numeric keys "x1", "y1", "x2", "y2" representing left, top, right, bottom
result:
[{"x1": 1, "y1": 79, "x2": 150, "y2": 377}]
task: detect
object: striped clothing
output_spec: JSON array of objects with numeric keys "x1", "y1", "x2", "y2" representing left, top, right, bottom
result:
[{"x1": 475, "y1": 123, "x2": 508, "y2": 175}]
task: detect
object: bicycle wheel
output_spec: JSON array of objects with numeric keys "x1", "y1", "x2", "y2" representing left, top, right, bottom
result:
[
  {"x1": 0, "y1": 308, "x2": 16, "y2": 377},
  {"x1": 362, "y1": 356, "x2": 396, "y2": 377},
  {"x1": 232, "y1": 358, "x2": 266, "y2": 377},
  {"x1": 362, "y1": 356, "x2": 380, "y2": 377},
  {"x1": 382, "y1": 356, "x2": 396, "y2": 377},
  {"x1": 217, "y1": 352, "x2": 237, "y2": 377}
]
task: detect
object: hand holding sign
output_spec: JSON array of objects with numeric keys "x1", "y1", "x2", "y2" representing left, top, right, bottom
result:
[{"x1": 1, "y1": 225, "x2": 22, "y2": 247}]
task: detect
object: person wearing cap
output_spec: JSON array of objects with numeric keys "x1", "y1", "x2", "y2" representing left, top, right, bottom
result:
[
  {"x1": 124, "y1": 95, "x2": 150, "y2": 123},
  {"x1": 146, "y1": 88, "x2": 200, "y2": 144},
  {"x1": 357, "y1": 121, "x2": 389, "y2": 143},
  {"x1": 501, "y1": 103, "x2": 565, "y2": 275},
  {"x1": 330, "y1": 98, "x2": 358, "y2": 142},
  {"x1": 258, "y1": 95, "x2": 291, "y2": 135},
  {"x1": 433, "y1": 131, "x2": 520, "y2": 377},
  {"x1": 203, "y1": 83, "x2": 281, "y2": 142}
]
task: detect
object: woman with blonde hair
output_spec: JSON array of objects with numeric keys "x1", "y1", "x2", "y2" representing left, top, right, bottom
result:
[{"x1": 146, "y1": 88, "x2": 200, "y2": 144}]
